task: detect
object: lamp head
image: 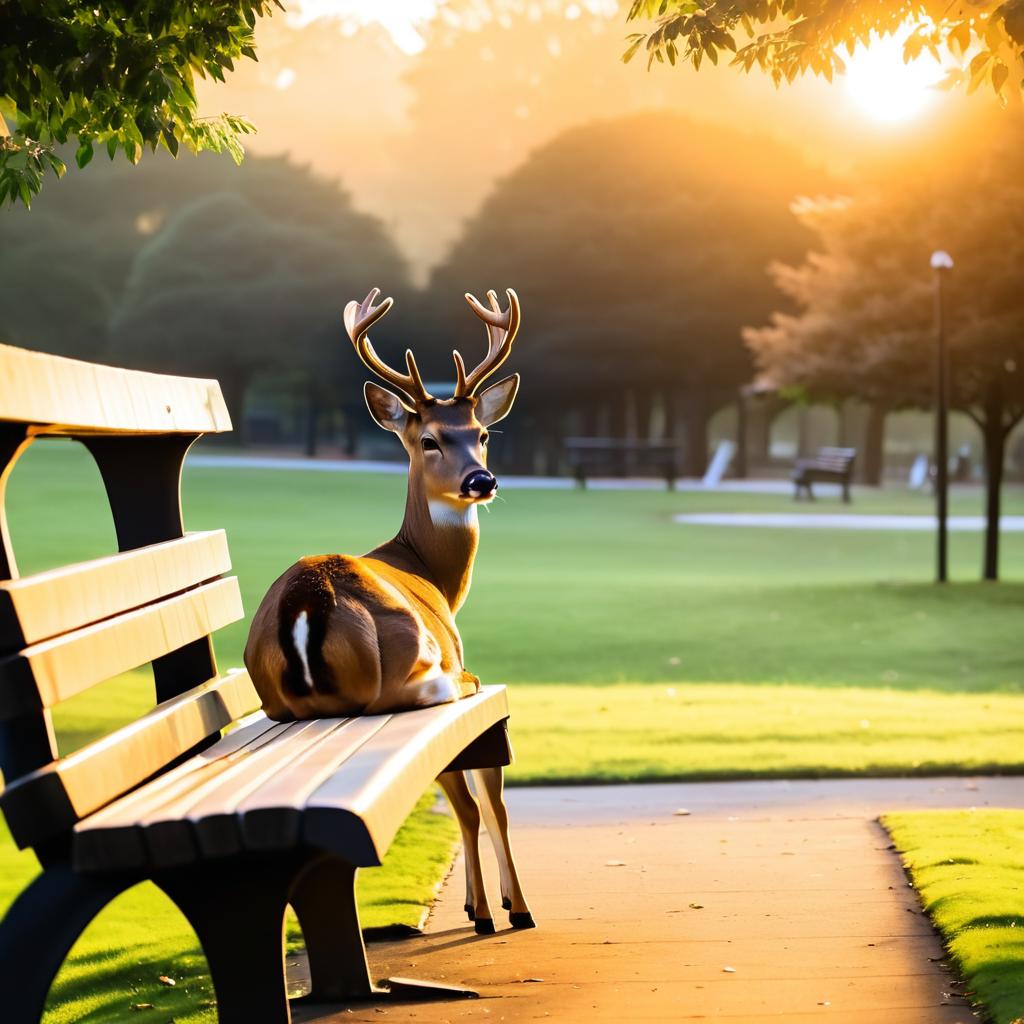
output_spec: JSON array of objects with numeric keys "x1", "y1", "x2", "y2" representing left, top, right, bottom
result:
[{"x1": 931, "y1": 250, "x2": 954, "y2": 270}]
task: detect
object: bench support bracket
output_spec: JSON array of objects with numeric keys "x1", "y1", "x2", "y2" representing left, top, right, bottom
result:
[{"x1": 0, "y1": 863, "x2": 141, "y2": 1024}]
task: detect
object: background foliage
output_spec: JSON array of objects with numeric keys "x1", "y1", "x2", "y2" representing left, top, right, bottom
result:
[
  {"x1": 625, "y1": 0, "x2": 1024, "y2": 102},
  {"x1": 0, "y1": 0, "x2": 279, "y2": 206}
]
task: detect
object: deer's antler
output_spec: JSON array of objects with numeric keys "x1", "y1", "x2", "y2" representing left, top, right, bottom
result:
[
  {"x1": 454, "y1": 288, "x2": 521, "y2": 398},
  {"x1": 344, "y1": 288, "x2": 432, "y2": 404}
]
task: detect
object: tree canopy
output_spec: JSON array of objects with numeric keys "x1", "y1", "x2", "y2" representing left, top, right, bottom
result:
[
  {"x1": 428, "y1": 111, "x2": 821, "y2": 473},
  {"x1": 0, "y1": 1, "x2": 279, "y2": 207},
  {"x1": 103, "y1": 160, "x2": 410, "y2": 434},
  {"x1": 625, "y1": 1, "x2": 1024, "y2": 102}
]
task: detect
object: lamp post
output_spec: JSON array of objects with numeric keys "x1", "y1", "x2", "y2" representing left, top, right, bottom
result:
[{"x1": 931, "y1": 250, "x2": 953, "y2": 583}]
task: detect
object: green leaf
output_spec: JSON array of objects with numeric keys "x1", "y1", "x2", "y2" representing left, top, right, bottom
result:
[
  {"x1": 948, "y1": 20, "x2": 971, "y2": 56},
  {"x1": 75, "y1": 140, "x2": 94, "y2": 168},
  {"x1": 622, "y1": 36, "x2": 645, "y2": 63},
  {"x1": 992, "y1": 60, "x2": 1009, "y2": 95}
]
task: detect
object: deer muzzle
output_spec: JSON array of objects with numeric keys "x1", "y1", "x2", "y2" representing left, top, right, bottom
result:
[{"x1": 461, "y1": 469, "x2": 497, "y2": 499}]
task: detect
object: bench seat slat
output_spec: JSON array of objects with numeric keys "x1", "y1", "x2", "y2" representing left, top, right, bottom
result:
[
  {"x1": 72, "y1": 686, "x2": 510, "y2": 872},
  {"x1": 0, "y1": 577, "x2": 243, "y2": 717},
  {"x1": 0, "y1": 344, "x2": 231, "y2": 435},
  {"x1": 76, "y1": 719, "x2": 323, "y2": 868},
  {"x1": 0, "y1": 668, "x2": 260, "y2": 848},
  {"x1": 304, "y1": 686, "x2": 510, "y2": 866},
  {"x1": 144, "y1": 718, "x2": 356, "y2": 866},
  {"x1": 237, "y1": 715, "x2": 393, "y2": 850},
  {"x1": 72, "y1": 712, "x2": 280, "y2": 870},
  {"x1": 0, "y1": 531, "x2": 232, "y2": 650}
]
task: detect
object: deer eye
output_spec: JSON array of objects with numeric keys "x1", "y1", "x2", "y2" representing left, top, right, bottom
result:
[{"x1": 421, "y1": 436, "x2": 440, "y2": 452}]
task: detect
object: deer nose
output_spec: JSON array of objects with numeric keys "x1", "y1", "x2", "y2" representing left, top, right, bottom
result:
[{"x1": 461, "y1": 470, "x2": 497, "y2": 498}]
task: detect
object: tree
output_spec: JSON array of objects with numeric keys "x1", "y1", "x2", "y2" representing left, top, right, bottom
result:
[
  {"x1": 106, "y1": 160, "x2": 410, "y2": 441},
  {"x1": 428, "y1": 112, "x2": 819, "y2": 475},
  {"x1": 625, "y1": 1, "x2": 1024, "y2": 102},
  {"x1": 745, "y1": 119, "x2": 1024, "y2": 580},
  {"x1": 0, "y1": 1, "x2": 280, "y2": 207}
]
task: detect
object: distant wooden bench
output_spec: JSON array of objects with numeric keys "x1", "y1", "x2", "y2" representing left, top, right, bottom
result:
[
  {"x1": 565, "y1": 437, "x2": 681, "y2": 490},
  {"x1": 792, "y1": 446, "x2": 857, "y2": 502},
  {"x1": 0, "y1": 344, "x2": 512, "y2": 1023}
]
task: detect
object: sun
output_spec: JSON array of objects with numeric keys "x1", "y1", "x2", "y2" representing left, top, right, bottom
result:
[{"x1": 843, "y1": 31, "x2": 946, "y2": 123}]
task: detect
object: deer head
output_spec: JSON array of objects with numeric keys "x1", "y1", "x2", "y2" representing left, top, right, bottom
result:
[{"x1": 344, "y1": 288, "x2": 520, "y2": 518}]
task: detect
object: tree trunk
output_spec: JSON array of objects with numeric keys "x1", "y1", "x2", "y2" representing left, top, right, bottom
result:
[
  {"x1": 860, "y1": 404, "x2": 887, "y2": 486},
  {"x1": 735, "y1": 392, "x2": 748, "y2": 479},
  {"x1": 343, "y1": 409, "x2": 359, "y2": 457},
  {"x1": 796, "y1": 405, "x2": 812, "y2": 458},
  {"x1": 981, "y1": 385, "x2": 1006, "y2": 581},
  {"x1": 218, "y1": 369, "x2": 249, "y2": 446},
  {"x1": 684, "y1": 396, "x2": 709, "y2": 477},
  {"x1": 304, "y1": 381, "x2": 320, "y2": 458}
]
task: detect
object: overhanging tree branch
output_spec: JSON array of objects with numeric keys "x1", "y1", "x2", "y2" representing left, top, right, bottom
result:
[
  {"x1": 624, "y1": 1, "x2": 1024, "y2": 103},
  {"x1": 0, "y1": 1, "x2": 281, "y2": 207}
]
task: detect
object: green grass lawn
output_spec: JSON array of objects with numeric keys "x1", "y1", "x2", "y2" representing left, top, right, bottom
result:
[
  {"x1": 1, "y1": 440, "x2": 1022, "y2": 1021},
  {"x1": 883, "y1": 810, "x2": 1024, "y2": 1024}
]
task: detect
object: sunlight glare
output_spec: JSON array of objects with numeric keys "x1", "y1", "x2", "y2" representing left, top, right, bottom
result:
[
  {"x1": 287, "y1": 0, "x2": 440, "y2": 54},
  {"x1": 843, "y1": 31, "x2": 945, "y2": 123}
]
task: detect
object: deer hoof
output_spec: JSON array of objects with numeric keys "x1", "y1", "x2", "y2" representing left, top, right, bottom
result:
[
  {"x1": 509, "y1": 912, "x2": 536, "y2": 930},
  {"x1": 502, "y1": 897, "x2": 512, "y2": 910},
  {"x1": 464, "y1": 904, "x2": 475, "y2": 921},
  {"x1": 474, "y1": 917, "x2": 496, "y2": 935}
]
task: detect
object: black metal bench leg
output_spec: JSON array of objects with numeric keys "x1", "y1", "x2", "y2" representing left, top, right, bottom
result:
[
  {"x1": 0, "y1": 864, "x2": 139, "y2": 1024},
  {"x1": 158, "y1": 860, "x2": 296, "y2": 1024},
  {"x1": 289, "y1": 855, "x2": 376, "y2": 1001},
  {"x1": 290, "y1": 850, "x2": 479, "y2": 1008}
]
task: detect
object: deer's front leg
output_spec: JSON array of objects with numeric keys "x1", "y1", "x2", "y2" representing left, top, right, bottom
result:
[
  {"x1": 471, "y1": 765, "x2": 535, "y2": 928},
  {"x1": 437, "y1": 771, "x2": 494, "y2": 934}
]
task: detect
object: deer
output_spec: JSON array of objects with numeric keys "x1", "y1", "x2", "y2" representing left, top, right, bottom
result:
[{"x1": 244, "y1": 287, "x2": 533, "y2": 933}]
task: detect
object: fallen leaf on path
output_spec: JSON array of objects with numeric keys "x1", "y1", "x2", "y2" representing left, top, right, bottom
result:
[
  {"x1": 673, "y1": 809, "x2": 691, "y2": 816},
  {"x1": 131, "y1": 1005, "x2": 154, "y2": 1011},
  {"x1": 723, "y1": 966, "x2": 737, "y2": 973},
  {"x1": 521, "y1": 978, "x2": 544, "y2": 983},
  {"x1": 688, "y1": 903, "x2": 704, "y2": 910},
  {"x1": 158, "y1": 976, "x2": 175, "y2": 987},
  {"x1": 605, "y1": 859, "x2": 626, "y2": 867}
]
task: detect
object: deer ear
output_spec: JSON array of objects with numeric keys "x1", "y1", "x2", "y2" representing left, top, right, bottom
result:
[
  {"x1": 364, "y1": 382, "x2": 414, "y2": 433},
  {"x1": 476, "y1": 374, "x2": 520, "y2": 426}
]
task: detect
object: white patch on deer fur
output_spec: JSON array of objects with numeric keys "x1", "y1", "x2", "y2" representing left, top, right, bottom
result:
[
  {"x1": 416, "y1": 675, "x2": 462, "y2": 706},
  {"x1": 428, "y1": 499, "x2": 478, "y2": 529},
  {"x1": 292, "y1": 610, "x2": 314, "y2": 691}
]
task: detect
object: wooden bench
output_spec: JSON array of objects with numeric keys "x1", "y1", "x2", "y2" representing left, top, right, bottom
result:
[
  {"x1": 565, "y1": 437, "x2": 681, "y2": 490},
  {"x1": 0, "y1": 343, "x2": 513, "y2": 1023},
  {"x1": 792, "y1": 446, "x2": 857, "y2": 502}
]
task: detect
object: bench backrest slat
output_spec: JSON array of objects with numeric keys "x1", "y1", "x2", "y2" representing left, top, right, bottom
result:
[
  {"x1": 0, "y1": 343, "x2": 231, "y2": 436},
  {"x1": 0, "y1": 530, "x2": 231, "y2": 651},
  {"x1": 0, "y1": 669, "x2": 259, "y2": 849},
  {"x1": 0, "y1": 577, "x2": 243, "y2": 717}
]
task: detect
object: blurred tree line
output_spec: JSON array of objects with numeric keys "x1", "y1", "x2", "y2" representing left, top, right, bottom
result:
[
  {"x1": 0, "y1": 111, "x2": 821, "y2": 472},
  {"x1": 2, "y1": 107, "x2": 1022, "y2": 578},
  {"x1": 0, "y1": 149, "x2": 413, "y2": 452}
]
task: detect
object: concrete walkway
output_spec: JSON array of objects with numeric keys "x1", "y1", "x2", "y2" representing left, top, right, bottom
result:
[
  {"x1": 294, "y1": 777, "x2": 1023, "y2": 1023},
  {"x1": 675, "y1": 512, "x2": 1024, "y2": 532},
  {"x1": 187, "y1": 453, "x2": 801, "y2": 492}
]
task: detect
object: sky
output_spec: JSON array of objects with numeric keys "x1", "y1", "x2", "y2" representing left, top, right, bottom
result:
[
  {"x1": 286, "y1": 0, "x2": 442, "y2": 53},
  {"x1": 194, "y1": 2, "x2": 981, "y2": 280}
]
